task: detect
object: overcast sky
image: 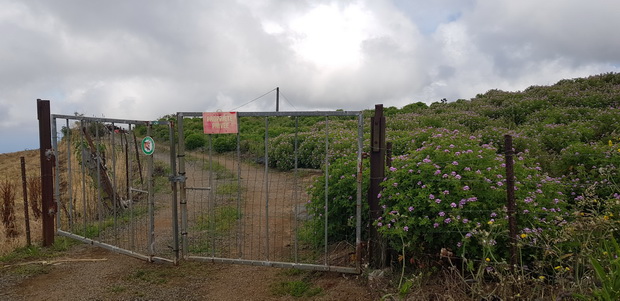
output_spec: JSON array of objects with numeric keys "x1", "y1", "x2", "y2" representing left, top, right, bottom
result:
[{"x1": 1, "y1": 0, "x2": 619, "y2": 153}]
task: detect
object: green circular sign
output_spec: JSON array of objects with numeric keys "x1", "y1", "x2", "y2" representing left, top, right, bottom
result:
[{"x1": 141, "y1": 136, "x2": 155, "y2": 155}]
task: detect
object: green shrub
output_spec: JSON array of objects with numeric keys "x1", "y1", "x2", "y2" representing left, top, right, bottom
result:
[
  {"x1": 212, "y1": 135, "x2": 236, "y2": 153},
  {"x1": 185, "y1": 133, "x2": 206, "y2": 151},
  {"x1": 306, "y1": 154, "x2": 369, "y2": 246}
]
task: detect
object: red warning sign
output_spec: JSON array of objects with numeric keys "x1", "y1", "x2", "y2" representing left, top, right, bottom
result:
[{"x1": 203, "y1": 112, "x2": 238, "y2": 134}]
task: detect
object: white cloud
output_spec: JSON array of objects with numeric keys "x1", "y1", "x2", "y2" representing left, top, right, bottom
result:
[{"x1": 0, "y1": 0, "x2": 619, "y2": 152}]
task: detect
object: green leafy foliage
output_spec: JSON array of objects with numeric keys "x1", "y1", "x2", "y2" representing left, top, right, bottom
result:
[
  {"x1": 306, "y1": 155, "x2": 369, "y2": 246},
  {"x1": 185, "y1": 133, "x2": 206, "y2": 151}
]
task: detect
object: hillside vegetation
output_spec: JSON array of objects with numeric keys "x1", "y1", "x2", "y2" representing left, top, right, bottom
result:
[
  {"x1": 47, "y1": 72, "x2": 620, "y2": 299},
  {"x1": 296, "y1": 72, "x2": 619, "y2": 299},
  {"x1": 332, "y1": 72, "x2": 619, "y2": 299}
]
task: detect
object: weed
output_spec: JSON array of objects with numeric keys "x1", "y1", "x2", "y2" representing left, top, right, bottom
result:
[
  {"x1": 0, "y1": 237, "x2": 79, "y2": 263},
  {"x1": 188, "y1": 239, "x2": 213, "y2": 254},
  {"x1": 51, "y1": 236, "x2": 81, "y2": 252},
  {"x1": 192, "y1": 206, "x2": 240, "y2": 233},
  {"x1": 271, "y1": 269, "x2": 323, "y2": 298},
  {"x1": 9, "y1": 264, "x2": 51, "y2": 276},
  {"x1": 203, "y1": 160, "x2": 237, "y2": 180},
  {"x1": 271, "y1": 279, "x2": 322, "y2": 298},
  {"x1": 109, "y1": 285, "x2": 127, "y2": 293},
  {"x1": 130, "y1": 268, "x2": 168, "y2": 284},
  {"x1": 1, "y1": 179, "x2": 19, "y2": 238},
  {"x1": 0, "y1": 245, "x2": 42, "y2": 263},
  {"x1": 579, "y1": 237, "x2": 620, "y2": 300},
  {"x1": 27, "y1": 177, "x2": 41, "y2": 220},
  {"x1": 189, "y1": 206, "x2": 240, "y2": 254},
  {"x1": 216, "y1": 182, "x2": 242, "y2": 195}
]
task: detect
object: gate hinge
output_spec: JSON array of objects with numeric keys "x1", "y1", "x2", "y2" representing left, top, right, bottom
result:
[{"x1": 168, "y1": 175, "x2": 186, "y2": 183}]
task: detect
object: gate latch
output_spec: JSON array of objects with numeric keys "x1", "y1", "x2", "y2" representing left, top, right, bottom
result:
[{"x1": 168, "y1": 175, "x2": 186, "y2": 183}]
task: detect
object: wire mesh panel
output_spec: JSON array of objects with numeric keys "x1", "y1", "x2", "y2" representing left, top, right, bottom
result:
[
  {"x1": 177, "y1": 111, "x2": 363, "y2": 273},
  {"x1": 52, "y1": 115, "x2": 178, "y2": 263}
]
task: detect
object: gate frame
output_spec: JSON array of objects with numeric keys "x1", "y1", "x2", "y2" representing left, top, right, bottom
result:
[
  {"x1": 175, "y1": 111, "x2": 364, "y2": 273},
  {"x1": 51, "y1": 114, "x2": 179, "y2": 264}
]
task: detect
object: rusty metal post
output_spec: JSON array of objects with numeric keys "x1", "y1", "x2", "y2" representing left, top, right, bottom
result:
[
  {"x1": 37, "y1": 99, "x2": 55, "y2": 247},
  {"x1": 369, "y1": 104, "x2": 386, "y2": 268},
  {"x1": 20, "y1": 157, "x2": 32, "y2": 246},
  {"x1": 505, "y1": 135, "x2": 517, "y2": 270}
]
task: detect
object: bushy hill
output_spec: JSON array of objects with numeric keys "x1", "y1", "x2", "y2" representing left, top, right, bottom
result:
[
  {"x1": 385, "y1": 72, "x2": 620, "y2": 176},
  {"x1": 304, "y1": 73, "x2": 620, "y2": 299}
]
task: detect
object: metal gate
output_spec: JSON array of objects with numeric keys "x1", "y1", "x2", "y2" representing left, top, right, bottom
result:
[
  {"x1": 174, "y1": 111, "x2": 363, "y2": 273},
  {"x1": 52, "y1": 115, "x2": 178, "y2": 263}
]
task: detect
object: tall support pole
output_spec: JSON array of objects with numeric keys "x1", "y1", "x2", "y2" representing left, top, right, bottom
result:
[
  {"x1": 169, "y1": 122, "x2": 180, "y2": 263},
  {"x1": 37, "y1": 99, "x2": 55, "y2": 247},
  {"x1": 20, "y1": 157, "x2": 32, "y2": 246},
  {"x1": 177, "y1": 113, "x2": 188, "y2": 258},
  {"x1": 147, "y1": 124, "x2": 155, "y2": 258},
  {"x1": 505, "y1": 135, "x2": 517, "y2": 271},
  {"x1": 275, "y1": 87, "x2": 280, "y2": 112},
  {"x1": 355, "y1": 112, "x2": 364, "y2": 271},
  {"x1": 52, "y1": 118, "x2": 61, "y2": 230},
  {"x1": 323, "y1": 116, "x2": 329, "y2": 264},
  {"x1": 369, "y1": 104, "x2": 386, "y2": 268},
  {"x1": 264, "y1": 117, "x2": 270, "y2": 260}
]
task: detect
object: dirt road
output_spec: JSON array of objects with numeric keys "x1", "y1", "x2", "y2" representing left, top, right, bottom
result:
[{"x1": 1, "y1": 151, "x2": 374, "y2": 300}]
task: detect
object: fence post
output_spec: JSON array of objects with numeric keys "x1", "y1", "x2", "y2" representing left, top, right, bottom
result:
[
  {"x1": 369, "y1": 104, "x2": 386, "y2": 268},
  {"x1": 37, "y1": 99, "x2": 55, "y2": 247},
  {"x1": 504, "y1": 135, "x2": 517, "y2": 270},
  {"x1": 20, "y1": 157, "x2": 31, "y2": 246}
]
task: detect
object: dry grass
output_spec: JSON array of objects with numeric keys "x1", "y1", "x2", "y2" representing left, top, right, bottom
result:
[
  {"x1": 0, "y1": 149, "x2": 42, "y2": 255},
  {"x1": 1, "y1": 179, "x2": 19, "y2": 238},
  {"x1": 0, "y1": 125, "x2": 140, "y2": 257}
]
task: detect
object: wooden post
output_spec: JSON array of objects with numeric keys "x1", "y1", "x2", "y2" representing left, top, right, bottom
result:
[
  {"x1": 20, "y1": 157, "x2": 31, "y2": 246},
  {"x1": 37, "y1": 99, "x2": 55, "y2": 247},
  {"x1": 369, "y1": 104, "x2": 386, "y2": 268},
  {"x1": 505, "y1": 135, "x2": 517, "y2": 270}
]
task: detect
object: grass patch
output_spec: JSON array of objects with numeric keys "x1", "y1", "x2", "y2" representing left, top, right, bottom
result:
[
  {"x1": 271, "y1": 279, "x2": 323, "y2": 298},
  {"x1": 154, "y1": 160, "x2": 172, "y2": 193},
  {"x1": 7, "y1": 264, "x2": 51, "y2": 276},
  {"x1": 0, "y1": 236, "x2": 79, "y2": 263},
  {"x1": 216, "y1": 182, "x2": 242, "y2": 196},
  {"x1": 192, "y1": 206, "x2": 240, "y2": 233},
  {"x1": 189, "y1": 206, "x2": 241, "y2": 254},
  {"x1": 129, "y1": 268, "x2": 168, "y2": 284},
  {"x1": 109, "y1": 285, "x2": 127, "y2": 293},
  {"x1": 271, "y1": 269, "x2": 324, "y2": 298},
  {"x1": 293, "y1": 221, "x2": 322, "y2": 263},
  {"x1": 74, "y1": 205, "x2": 149, "y2": 239},
  {"x1": 188, "y1": 240, "x2": 212, "y2": 254},
  {"x1": 204, "y1": 160, "x2": 237, "y2": 180}
]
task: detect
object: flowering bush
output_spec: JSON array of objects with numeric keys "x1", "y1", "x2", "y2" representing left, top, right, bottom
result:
[
  {"x1": 554, "y1": 140, "x2": 620, "y2": 202},
  {"x1": 375, "y1": 128, "x2": 569, "y2": 262}
]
